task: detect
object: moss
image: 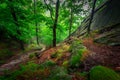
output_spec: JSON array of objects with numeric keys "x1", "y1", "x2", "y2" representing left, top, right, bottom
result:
[
  {"x1": 39, "y1": 60, "x2": 56, "y2": 69},
  {"x1": 69, "y1": 53, "x2": 82, "y2": 67},
  {"x1": 51, "y1": 52, "x2": 59, "y2": 58},
  {"x1": 57, "y1": 44, "x2": 70, "y2": 53},
  {"x1": 62, "y1": 60, "x2": 69, "y2": 68},
  {"x1": 29, "y1": 53, "x2": 35, "y2": 59},
  {"x1": 51, "y1": 50, "x2": 63, "y2": 60},
  {"x1": 47, "y1": 66, "x2": 72, "y2": 80},
  {"x1": 69, "y1": 40, "x2": 84, "y2": 52},
  {"x1": 89, "y1": 66, "x2": 120, "y2": 80},
  {"x1": 69, "y1": 40, "x2": 86, "y2": 68}
]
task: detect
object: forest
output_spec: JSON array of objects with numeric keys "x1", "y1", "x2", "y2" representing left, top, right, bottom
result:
[{"x1": 0, "y1": 0, "x2": 120, "y2": 80}]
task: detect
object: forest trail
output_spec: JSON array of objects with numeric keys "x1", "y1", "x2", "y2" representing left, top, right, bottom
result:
[
  {"x1": 38, "y1": 38, "x2": 120, "y2": 71},
  {"x1": 0, "y1": 38, "x2": 120, "y2": 79},
  {"x1": 0, "y1": 38, "x2": 120, "y2": 75},
  {"x1": 0, "y1": 47, "x2": 45, "y2": 74}
]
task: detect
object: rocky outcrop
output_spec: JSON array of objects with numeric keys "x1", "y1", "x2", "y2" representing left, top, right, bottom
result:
[{"x1": 72, "y1": 0, "x2": 120, "y2": 46}]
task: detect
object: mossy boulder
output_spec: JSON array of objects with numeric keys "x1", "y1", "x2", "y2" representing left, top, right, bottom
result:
[{"x1": 89, "y1": 66, "x2": 120, "y2": 80}]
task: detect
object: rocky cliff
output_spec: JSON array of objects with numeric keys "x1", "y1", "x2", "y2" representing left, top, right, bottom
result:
[{"x1": 72, "y1": 0, "x2": 120, "y2": 46}]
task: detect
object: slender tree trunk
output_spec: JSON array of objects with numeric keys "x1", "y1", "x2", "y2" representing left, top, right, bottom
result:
[
  {"x1": 34, "y1": 0, "x2": 39, "y2": 45},
  {"x1": 69, "y1": 7, "x2": 73, "y2": 37},
  {"x1": 87, "y1": 0, "x2": 97, "y2": 34},
  {"x1": 53, "y1": 0, "x2": 60, "y2": 47},
  {"x1": 9, "y1": 0, "x2": 24, "y2": 50}
]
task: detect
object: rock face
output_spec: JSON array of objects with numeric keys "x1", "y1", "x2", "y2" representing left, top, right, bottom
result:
[{"x1": 72, "y1": 0, "x2": 120, "y2": 45}]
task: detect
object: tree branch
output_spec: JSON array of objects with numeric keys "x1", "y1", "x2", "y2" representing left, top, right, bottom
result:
[{"x1": 44, "y1": 0, "x2": 54, "y2": 21}]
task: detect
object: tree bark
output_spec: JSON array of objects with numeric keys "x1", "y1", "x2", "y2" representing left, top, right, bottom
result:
[
  {"x1": 69, "y1": 6, "x2": 73, "y2": 38},
  {"x1": 53, "y1": 0, "x2": 60, "y2": 47},
  {"x1": 34, "y1": 0, "x2": 39, "y2": 45},
  {"x1": 87, "y1": 0, "x2": 97, "y2": 34}
]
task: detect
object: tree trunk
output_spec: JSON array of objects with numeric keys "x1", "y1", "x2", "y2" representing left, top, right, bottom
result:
[
  {"x1": 69, "y1": 7, "x2": 73, "y2": 38},
  {"x1": 87, "y1": 0, "x2": 97, "y2": 34},
  {"x1": 53, "y1": 0, "x2": 60, "y2": 47},
  {"x1": 34, "y1": 0, "x2": 39, "y2": 45}
]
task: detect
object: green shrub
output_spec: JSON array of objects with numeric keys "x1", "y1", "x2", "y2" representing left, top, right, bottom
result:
[
  {"x1": 69, "y1": 40, "x2": 86, "y2": 68},
  {"x1": 89, "y1": 66, "x2": 120, "y2": 80},
  {"x1": 13, "y1": 61, "x2": 55, "y2": 80},
  {"x1": 0, "y1": 60, "x2": 72, "y2": 80},
  {"x1": 29, "y1": 53, "x2": 35, "y2": 59},
  {"x1": 69, "y1": 40, "x2": 84, "y2": 53},
  {"x1": 51, "y1": 50, "x2": 63, "y2": 59},
  {"x1": 47, "y1": 66, "x2": 72, "y2": 80},
  {"x1": 0, "y1": 61, "x2": 39, "y2": 80},
  {"x1": 39, "y1": 60, "x2": 56, "y2": 69},
  {"x1": 69, "y1": 54, "x2": 82, "y2": 67},
  {"x1": 62, "y1": 60, "x2": 69, "y2": 68}
]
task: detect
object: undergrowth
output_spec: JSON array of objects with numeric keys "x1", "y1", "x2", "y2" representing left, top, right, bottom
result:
[
  {"x1": 68, "y1": 40, "x2": 86, "y2": 68},
  {"x1": 1, "y1": 40, "x2": 120, "y2": 80},
  {"x1": 0, "y1": 49, "x2": 13, "y2": 65},
  {"x1": 0, "y1": 60, "x2": 72, "y2": 80}
]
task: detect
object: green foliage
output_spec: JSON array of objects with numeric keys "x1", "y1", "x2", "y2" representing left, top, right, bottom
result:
[
  {"x1": 0, "y1": 60, "x2": 72, "y2": 80},
  {"x1": 51, "y1": 51, "x2": 63, "y2": 59},
  {"x1": 79, "y1": 72, "x2": 88, "y2": 77},
  {"x1": 69, "y1": 49, "x2": 85, "y2": 67},
  {"x1": 69, "y1": 40, "x2": 84, "y2": 52},
  {"x1": 29, "y1": 53, "x2": 35, "y2": 59},
  {"x1": 0, "y1": 61, "x2": 39, "y2": 80},
  {"x1": 0, "y1": 61, "x2": 53, "y2": 80},
  {"x1": 47, "y1": 66, "x2": 72, "y2": 80},
  {"x1": 0, "y1": 0, "x2": 32, "y2": 43},
  {"x1": 51, "y1": 52, "x2": 58, "y2": 58},
  {"x1": 39, "y1": 60, "x2": 56, "y2": 69},
  {"x1": 89, "y1": 66, "x2": 120, "y2": 80},
  {"x1": 69, "y1": 40, "x2": 86, "y2": 67},
  {"x1": 0, "y1": 0, "x2": 104, "y2": 47},
  {"x1": 62, "y1": 60, "x2": 69, "y2": 68}
]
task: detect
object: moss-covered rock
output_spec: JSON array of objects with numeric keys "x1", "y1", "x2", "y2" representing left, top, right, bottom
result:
[{"x1": 89, "y1": 66, "x2": 120, "y2": 80}]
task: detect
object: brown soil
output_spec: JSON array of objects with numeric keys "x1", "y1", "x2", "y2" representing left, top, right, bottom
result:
[{"x1": 83, "y1": 38, "x2": 120, "y2": 70}]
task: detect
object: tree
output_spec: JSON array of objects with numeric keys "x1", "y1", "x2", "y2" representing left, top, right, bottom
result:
[
  {"x1": 0, "y1": 0, "x2": 33, "y2": 50},
  {"x1": 8, "y1": 0, "x2": 25, "y2": 50},
  {"x1": 33, "y1": 0, "x2": 39, "y2": 45},
  {"x1": 0, "y1": 0, "x2": 105, "y2": 49},
  {"x1": 52, "y1": 0, "x2": 60, "y2": 47},
  {"x1": 69, "y1": 0, "x2": 73, "y2": 38},
  {"x1": 44, "y1": 0, "x2": 60, "y2": 47},
  {"x1": 62, "y1": 0, "x2": 91, "y2": 37}
]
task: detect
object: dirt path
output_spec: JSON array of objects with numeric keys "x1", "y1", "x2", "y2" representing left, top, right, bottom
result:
[{"x1": 0, "y1": 48, "x2": 45, "y2": 75}]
